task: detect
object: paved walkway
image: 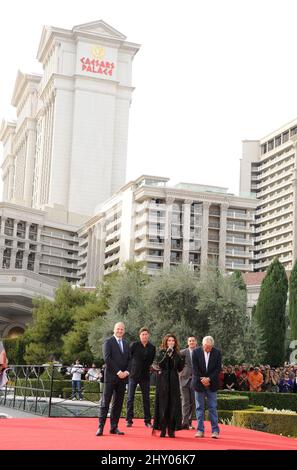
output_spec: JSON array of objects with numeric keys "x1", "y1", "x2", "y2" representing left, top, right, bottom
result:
[{"x1": 0, "y1": 405, "x2": 42, "y2": 418}]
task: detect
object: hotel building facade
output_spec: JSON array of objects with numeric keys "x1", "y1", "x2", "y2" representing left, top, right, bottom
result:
[
  {"x1": 0, "y1": 20, "x2": 139, "y2": 336},
  {"x1": 240, "y1": 118, "x2": 297, "y2": 271},
  {"x1": 78, "y1": 175, "x2": 257, "y2": 286}
]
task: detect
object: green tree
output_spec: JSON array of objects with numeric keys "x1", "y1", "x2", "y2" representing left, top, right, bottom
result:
[
  {"x1": 23, "y1": 282, "x2": 94, "y2": 364},
  {"x1": 197, "y1": 268, "x2": 265, "y2": 364},
  {"x1": 62, "y1": 287, "x2": 109, "y2": 364},
  {"x1": 255, "y1": 258, "x2": 288, "y2": 366},
  {"x1": 289, "y1": 259, "x2": 297, "y2": 340},
  {"x1": 88, "y1": 262, "x2": 149, "y2": 360},
  {"x1": 231, "y1": 270, "x2": 247, "y2": 292},
  {"x1": 145, "y1": 265, "x2": 200, "y2": 347},
  {"x1": 3, "y1": 336, "x2": 26, "y2": 365}
]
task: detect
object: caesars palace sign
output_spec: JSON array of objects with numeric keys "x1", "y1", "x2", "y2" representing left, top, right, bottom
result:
[{"x1": 79, "y1": 45, "x2": 116, "y2": 77}]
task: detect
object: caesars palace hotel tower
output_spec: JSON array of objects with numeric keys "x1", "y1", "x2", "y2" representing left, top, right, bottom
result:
[{"x1": 1, "y1": 20, "x2": 140, "y2": 225}]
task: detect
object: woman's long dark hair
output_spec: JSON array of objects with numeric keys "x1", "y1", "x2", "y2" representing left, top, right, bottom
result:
[{"x1": 160, "y1": 333, "x2": 180, "y2": 353}]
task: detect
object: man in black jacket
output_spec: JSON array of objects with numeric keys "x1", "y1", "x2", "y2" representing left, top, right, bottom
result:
[
  {"x1": 192, "y1": 335, "x2": 222, "y2": 439},
  {"x1": 96, "y1": 322, "x2": 130, "y2": 436},
  {"x1": 126, "y1": 327, "x2": 156, "y2": 428}
]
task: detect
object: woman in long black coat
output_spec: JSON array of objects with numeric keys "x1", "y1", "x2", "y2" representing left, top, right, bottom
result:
[{"x1": 152, "y1": 334, "x2": 184, "y2": 437}]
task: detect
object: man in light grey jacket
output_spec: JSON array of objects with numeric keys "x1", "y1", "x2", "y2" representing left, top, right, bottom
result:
[{"x1": 179, "y1": 336, "x2": 197, "y2": 429}]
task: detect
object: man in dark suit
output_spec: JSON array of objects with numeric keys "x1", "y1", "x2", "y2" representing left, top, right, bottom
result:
[
  {"x1": 192, "y1": 335, "x2": 222, "y2": 438},
  {"x1": 126, "y1": 327, "x2": 156, "y2": 428},
  {"x1": 96, "y1": 322, "x2": 130, "y2": 436},
  {"x1": 179, "y1": 336, "x2": 197, "y2": 429}
]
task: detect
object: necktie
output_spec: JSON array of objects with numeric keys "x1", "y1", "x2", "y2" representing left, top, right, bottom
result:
[{"x1": 118, "y1": 339, "x2": 123, "y2": 353}]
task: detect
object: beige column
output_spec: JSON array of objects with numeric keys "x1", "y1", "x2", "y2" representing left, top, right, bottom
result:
[
  {"x1": 0, "y1": 217, "x2": 5, "y2": 267},
  {"x1": 219, "y1": 203, "x2": 229, "y2": 271},
  {"x1": 201, "y1": 201, "x2": 210, "y2": 267},
  {"x1": 13, "y1": 219, "x2": 18, "y2": 238},
  {"x1": 23, "y1": 122, "x2": 37, "y2": 206},
  {"x1": 35, "y1": 225, "x2": 43, "y2": 272},
  {"x1": 86, "y1": 228, "x2": 96, "y2": 285},
  {"x1": 8, "y1": 164, "x2": 15, "y2": 201},
  {"x1": 0, "y1": 216, "x2": 6, "y2": 236},
  {"x1": 96, "y1": 222, "x2": 106, "y2": 283},
  {"x1": 182, "y1": 199, "x2": 192, "y2": 264},
  {"x1": 163, "y1": 197, "x2": 174, "y2": 269}
]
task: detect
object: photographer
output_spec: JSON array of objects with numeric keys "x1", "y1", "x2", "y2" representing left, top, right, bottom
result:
[
  {"x1": 85, "y1": 363, "x2": 101, "y2": 382},
  {"x1": 70, "y1": 359, "x2": 84, "y2": 400}
]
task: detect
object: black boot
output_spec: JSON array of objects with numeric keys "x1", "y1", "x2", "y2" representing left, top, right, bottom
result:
[{"x1": 168, "y1": 429, "x2": 175, "y2": 438}]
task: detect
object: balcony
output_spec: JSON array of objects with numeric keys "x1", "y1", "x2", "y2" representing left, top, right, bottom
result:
[
  {"x1": 136, "y1": 213, "x2": 166, "y2": 225},
  {"x1": 40, "y1": 258, "x2": 78, "y2": 269},
  {"x1": 78, "y1": 236, "x2": 88, "y2": 248},
  {"x1": 258, "y1": 147, "x2": 294, "y2": 172},
  {"x1": 225, "y1": 262, "x2": 252, "y2": 271},
  {"x1": 209, "y1": 222, "x2": 220, "y2": 229},
  {"x1": 39, "y1": 268, "x2": 80, "y2": 279},
  {"x1": 257, "y1": 178, "x2": 293, "y2": 198},
  {"x1": 105, "y1": 229, "x2": 120, "y2": 243},
  {"x1": 104, "y1": 251, "x2": 120, "y2": 265},
  {"x1": 227, "y1": 223, "x2": 249, "y2": 232},
  {"x1": 104, "y1": 264, "x2": 120, "y2": 275},
  {"x1": 135, "y1": 201, "x2": 149, "y2": 213},
  {"x1": 256, "y1": 210, "x2": 293, "y2": 227},
  {"x1": 105, "y1": 239, "x2": 120, "y2": 254},
  {"x1": 255, "y1": 226, "x2": 292, "y2": 243},
  {"x1": 106, "y1": 217, "x2": 121, "y2": 232},
  {"x1": 227, "y1": 211, "x2": 254, "y2": 221},
  {"x1": 257, "y1": 166, "x2": 294, "y2": 191},
  {"x1": 40, "y1": 239, "x2": 79, "y2": 250},
  {"x1": 226, "y1": 236, "x2": 252, "y2": 245},
  {"x1": 225, "y1": 249, "x2": 250, "y2": 258},
  {"x1": 134, "y1": 240, "x2": 164, "y2": 251},
  {"x1": 209, "y1": 210, "x2": 220, "y2": 216},
  {"x1": 257, "y1": 196, "x2": 293, "y2": 216},
  {"x1": 41, "y1": 231, "x2": 78, "y2": 242}
]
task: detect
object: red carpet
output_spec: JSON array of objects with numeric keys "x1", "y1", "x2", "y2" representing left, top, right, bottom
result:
[{"x1": 1, "y1": 418, "x2": 297, "y2": 450}]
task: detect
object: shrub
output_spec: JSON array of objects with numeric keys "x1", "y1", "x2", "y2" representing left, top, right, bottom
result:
[
  {"x1": 221, "y1": 391, "x2": 297, "y2": 412},
  {"x1": 206, "y1": 405, "x2": 263, "y2": 423},
  {"x1": 14, "y1": 379, "x2": 70, "y2": 397},
  {"x1": 216, "y1": 394, "x2": 249, "y2": 410},
  {"x1": 233, "y1": 410, "x2": 297, "y2": 437}
]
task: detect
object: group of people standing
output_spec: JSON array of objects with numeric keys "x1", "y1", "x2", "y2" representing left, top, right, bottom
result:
[{"x1": 96, "y1": 322, "x2": 222, "y2": 439}]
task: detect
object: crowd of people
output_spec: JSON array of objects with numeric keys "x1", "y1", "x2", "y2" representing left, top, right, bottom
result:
[{"x1": 219, "y1": 364, "x2": 297, "y2": 393}]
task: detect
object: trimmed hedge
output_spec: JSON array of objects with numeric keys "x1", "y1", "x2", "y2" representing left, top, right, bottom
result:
[
  {"x1": 216, "y1": 394, "x2": 249, "y2": 410},
  {"x1": 233, "y1": 410, "x2": 297, "y2": 437},
  {"x1": 206, "y1": 405, "x2": 263, "y2": 423},
  {"x1": 219, "y1": 391, "x2": 297, "y2": 412},
  {"x1": 62, "y1": 387, "x2": 100, "y2": 402},
  {"x1": 13, "y1": 379, "x2": 70, "y2": 397}
]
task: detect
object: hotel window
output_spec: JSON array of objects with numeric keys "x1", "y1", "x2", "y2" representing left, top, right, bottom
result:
[
  {"x1": 282, "y1": 131, "x2": 289, "y2": 143},
  {"x1": 268, "y1": 140, "x2": 274, "y2": 151},
  {"x1": 290, "y1": 126, "x2": 297, "y2": 137},
  {"x1": 275, "y1": 135, "x2": 281, "y2": 147},
  {"x1": 261, "y1": 143, "x2": 267, "y2": 155}
]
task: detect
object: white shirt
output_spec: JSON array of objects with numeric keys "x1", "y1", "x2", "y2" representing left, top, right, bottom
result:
[
  {"x1": 71, "y1": 364, "x2": 84, "y2": 381},
  {"x1": 204, "y1": 351, "x2": 210, "y2": 371},
  {"x1": 114, "y1": 335, "x2": 124, "y2": 352}
]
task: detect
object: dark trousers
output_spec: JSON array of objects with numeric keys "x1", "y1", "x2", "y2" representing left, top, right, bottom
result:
[
  {"x1": 72, "y1": 380, "x2": 82, "y2": 399},
  {"x1": 126, "y1": 378, "x2": 151, "y2": 423},
  {"x1": 180, "y1": 381, "x2": 195, "y2": 426},
  {"x1": 98, "y1": 381, "x2": 126, "y2": 430}
]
